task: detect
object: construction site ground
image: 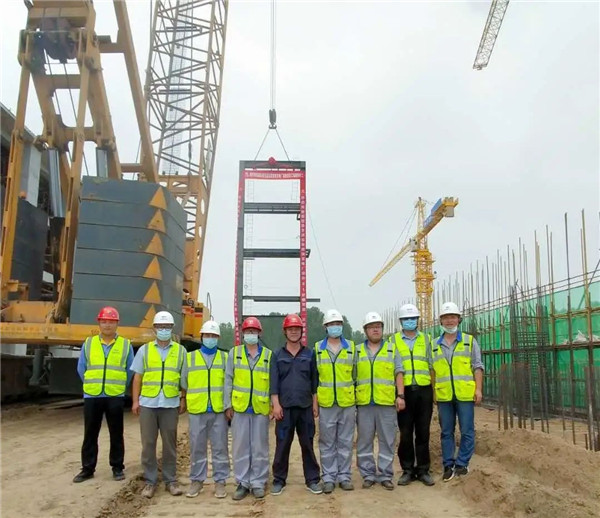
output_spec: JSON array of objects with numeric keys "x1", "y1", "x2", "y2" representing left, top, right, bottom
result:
[{"x1": 2, "y1": 404, "x2": 599, "y2": 518}]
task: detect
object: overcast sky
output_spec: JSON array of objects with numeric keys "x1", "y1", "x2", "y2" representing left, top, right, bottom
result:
[{"x1": 1, "y1": 1, "x2": 598, "y2": 330}]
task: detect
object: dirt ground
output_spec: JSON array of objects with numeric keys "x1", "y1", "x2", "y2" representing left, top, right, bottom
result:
[{"x1": 2, "y1": 404, "x2": 599, "y2": 518}]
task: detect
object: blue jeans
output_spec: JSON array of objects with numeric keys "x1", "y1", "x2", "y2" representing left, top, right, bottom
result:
[{"x1": 437, "y1": 400, "x2": 475, "y2": 468}]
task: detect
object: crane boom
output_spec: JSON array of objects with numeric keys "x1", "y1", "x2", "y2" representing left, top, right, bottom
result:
[{"x1": 473, "y1": 0, "x2": 510, "y2": 70}]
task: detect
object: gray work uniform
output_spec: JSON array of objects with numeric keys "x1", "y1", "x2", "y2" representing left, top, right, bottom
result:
[
  {"x1": 223, "y1": 346, "x2": 270, "y2": 490},
  {"x1": 188, "y1": 349, "x2": 230, "y2": 484},
  {"x1": 355, "y1": 341, "x2": 404, "y2": 483},
  {"x1": 316, "y1": 338, "x2": 356, "y2": 484},
  {"x1": 131, "y1": 342, "x2": 187, "y2": 486}
]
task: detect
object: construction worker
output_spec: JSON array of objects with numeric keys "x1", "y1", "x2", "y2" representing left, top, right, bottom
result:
[
  {"x1": 315, "y1": 309, "x2": 356, "y2": 493},
  {"x1": 356, "y1": 312, "x2": 405, "y2": 490},
  {"x1": 271, "y1": 314, "x2": 323, "y2": 495},
  {"x1": 431, "y1": 302, "x2": 484, "y2": 482},
  {"x1": 184, "y1": 320, "x2": 230, "y2": 499},
  {"x1": 131, "y1": 311, "x2": 187, "y2": 498},
  {"x1": 390, "y1": 304, "x2": 435, "y2": 487},
  {"x1": 73, "y1": 306, "x2": 134, "y2": 483},
  {"x1": 223, "y1": 316, "x2": 272, "y2": 501}
]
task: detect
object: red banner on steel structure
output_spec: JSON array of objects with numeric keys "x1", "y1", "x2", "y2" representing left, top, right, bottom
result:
[{"x1": 233, "y1": 162, "x2": 308, "y2": 346}]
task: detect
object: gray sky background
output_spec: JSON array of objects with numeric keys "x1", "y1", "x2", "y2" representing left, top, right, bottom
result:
[{"x1": 1, "y1": 1, "x2": 598, "y2": 330}]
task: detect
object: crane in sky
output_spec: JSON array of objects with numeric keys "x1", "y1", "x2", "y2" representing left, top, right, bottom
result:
[
  {"x1": 370, "y1": 197, "x2": 458, "y2": 327},
  {"x1": 473, "y1": 0, "x2": 510, "y2": 70}
]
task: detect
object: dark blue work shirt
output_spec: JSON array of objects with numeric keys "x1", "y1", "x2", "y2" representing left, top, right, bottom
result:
[{"x1": 269, "y1": 345, "x2": 318, "y2": 409}]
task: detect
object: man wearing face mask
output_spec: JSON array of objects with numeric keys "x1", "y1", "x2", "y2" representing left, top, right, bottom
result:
[
  {"x1": 184, "y1": 320, "x2": 230, "y2": 499},
  {"x1": 223, "y1": 317, "x2": 272, "y2": 501},
  {"x1": 390, "y1": 304, "x2": 435, "y2": 487},
  {"x1": 314, "y1": 309, "x2": 356, "y2": 494},
  {"x1": 431, "y1": 302, "x2": 484, "y2": 482},
  {"x1": 356, "y1": 312, "x2": 405, "y2": 490},
  {"x1": 131, "y1": 311, "x2": 187, "y2": 499},
  {"x1": 270, "y1": 314, "x2": 323, "y2": 496}
]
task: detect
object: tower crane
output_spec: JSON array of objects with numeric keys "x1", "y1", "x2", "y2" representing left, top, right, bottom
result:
[
  {"x1": 473, "y1": 0, "x2": 510, "y2": 70},
  {"x1": 369, "y1": 197, "x2": 458, "y2": 327}
]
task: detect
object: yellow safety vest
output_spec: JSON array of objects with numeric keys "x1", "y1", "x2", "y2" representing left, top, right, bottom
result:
[
  {"x1": 432, "y1": 333, "x2": 475, "y2": 402},
  {"x1": 83, "y1": 335, "x2": 130, "y2": 396},
  {"x1": 315, "y1": 338, "x2": 355, "y2": 408},
  {"x1": 392, "y1": 332, "x2": 431, "y2": 386},
  {"x1": 231, "y1": 345, "x2": 271, "y2": 415},
  {"x1": 186, "y1": 349, "x2": 227, "y2": 414},
  {"x1": 356, "y1": 341, "x2": 397, "y2": 406},
  {"x1": 140, "y1": 341, "x2": 184, "y2": 398}
]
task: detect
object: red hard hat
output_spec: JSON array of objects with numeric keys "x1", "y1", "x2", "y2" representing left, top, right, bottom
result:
[
  {"x1": 242, "y1": 316, "x2": 262, "y2": 332},
  {"x1": 283, "y1": 313, "x2": 303, "y2": 329},
  {"x1": 97, "y1": 306, "x2": 119, "y2": 321}
]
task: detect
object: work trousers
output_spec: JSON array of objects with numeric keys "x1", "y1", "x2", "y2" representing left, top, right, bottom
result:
[
  {"x1": 188, "y1": 412, "x2": 230, "y2": 483},
  {"x1": 397, "y1": 385, "x2": 433, "y2": 475},
  {"x1": 140, "y1": 406, "x2": 179, "y2": 485},
  {"x1": 318, "y1": 405, "x2": 355, "y2": 483},
  {"x1": 231, "y1": 412, "x2": 270, "y2": 490},
  {"x1": 438, "y1": 400, "x2": 475, "y2": 469},
  {"x1": 356, "y1": 405, "x2": 397, "y2": 483},
  {"x1": 273, "y1": 406, "x2": 320, "y2": 486},
  {"x1": 81, "y1": 397, "x2": 125, "y2": 474}
]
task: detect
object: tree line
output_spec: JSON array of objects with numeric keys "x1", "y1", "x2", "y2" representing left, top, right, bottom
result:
[{"x1": 217, "y1": 307, "x2": 365, "y2": 351}]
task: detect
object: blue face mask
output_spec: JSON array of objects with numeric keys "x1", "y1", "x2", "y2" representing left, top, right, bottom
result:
[
  {"x1": 401, "y1": 318, "x2": 418, "y2": 331},
  {"x1": 203, "y1": 337, "x2": 218, "y2": 349},
  {"x1": 244, "y1": 333, "x2": 259, "y2": 345},
  {"x1": 156, "y1": 328, "x2": 172, "y2": 341},
  {"x1": 326, "y1": 325, "x2": 343, "y2": 338}
]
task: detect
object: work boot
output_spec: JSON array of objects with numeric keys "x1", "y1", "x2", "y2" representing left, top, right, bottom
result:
[
  {"x1": 339, "y1": 480, "x2": 354, "y2": 491},
  {"x1": 306, "y1": 481, "x2": 324, "y2": 494},
  {"x1": 166, "y1": 482, "x2": 183, "y2": 496},
  {"x1": 186, "y1": 481, "x2": 203, "y2": 498},
  {"x1": 72, "y1": 470, "x2": 94, "y2": 483},
  {"x1": 233, "y1": 484, "x2": 250, "y2": 501},
  {"x1": 418, "y1": 472, "x2": 435, "y2": 486},
  {"x1": 252, "y1": 487, "x2": 265, "y2": 499},
  {"x1": 454, "y1": 465, "x2": 469, "y2": 477},
  {"x1": 381, "y1": 480, "x2": 394, "y2": 490},
  {"x1": 397, "y1": 472, "x2": 413, "y2": 486},
  {"x1": 112, "y1": 469, "x2": 125, "y2": 481},
  {"x1": 214, "y1": 482, "x2": 227, "y2": 499},
  {"x1": 442, "y1": 466, "x2": 455, "y2": 482},
  {"x1": 362, "y1": 479, "x2": 375, "y2": 489},
  {"x1": 141, "y1": 484, "x2": 156, "y2": 499},
  {"x1": 323, "y1": 482, "x2": 335, "y2": 494}
]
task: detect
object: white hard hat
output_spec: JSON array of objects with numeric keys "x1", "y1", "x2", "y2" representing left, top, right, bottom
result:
[
  {"x1": 363, "y1": 311, "x2": 384, "y2": 328},
  {"x1": 439, "y1": 302, "x2": 461, "y2": 318},
  {"x1": 324, "y1": 309, "x2": 343, "y2": 325},
  {"x1": 398, "y1": 303, "x2": 420, "y2": 319},
  {"x1": 200, "y1": 320, "x2": 220, "y2": 336},
  {"x1": 153, "y1": 311, "x2": 175, "y2": 325}
]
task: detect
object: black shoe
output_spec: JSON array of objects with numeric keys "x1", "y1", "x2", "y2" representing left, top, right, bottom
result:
[
  {"x1": 323, "y1": 482, "x2": 335, "y2": 494},
  {"x1": 381, "y1": 480, "x2": 394, "y2": 490},
  {"x1": 362, "y1": 479, "x2": 375, "y2": 489},
  {"x1": 232, "y1": 484, "x2": 250, "y2": 501},
  {"x1": 397, "y1": 472, "x2": 413, "y2": 486},
  {"x1": 454, "y1": 465, "x2": 469, "y2": 477},
  {"x1": 112, "y1": 470, "x2": 125, "y2": 481},
  {"x1": 442, "y1": 466, "x2": 455, "y2": 482},
  {"x1": 73, "y1": 470, "x2": 94, "y2": 483},
  {"x1": 417, "y1": 472, "x2": 435, "y2": 486}
]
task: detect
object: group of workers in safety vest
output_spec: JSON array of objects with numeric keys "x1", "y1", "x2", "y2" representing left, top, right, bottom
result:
[{"x1": 73, "y1": 301, "x2": 484, "y2": 499}]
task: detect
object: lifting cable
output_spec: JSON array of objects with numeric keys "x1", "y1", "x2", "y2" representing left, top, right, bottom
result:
[
  {"x1": 253, "y1": 0, "x2": 289, "y2": 161},
  {"x1": 378, "y1": 207, "x2": 418, "y2": 270}
]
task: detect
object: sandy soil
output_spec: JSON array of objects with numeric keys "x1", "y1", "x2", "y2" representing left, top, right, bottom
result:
[{"x1": 2, "y1": 404, "x2": 598, "y2": 518}]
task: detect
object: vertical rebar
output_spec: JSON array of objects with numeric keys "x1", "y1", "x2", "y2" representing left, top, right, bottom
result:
[
  {"x1": 564, "y1": 213, "x2": 577, "y2": 445},
  {"x1": 528, "y1": 363, "x2": 535, "y2": 430},
  {"x1": 585, "y1": 366, "x2": 595, "y2": 451}
]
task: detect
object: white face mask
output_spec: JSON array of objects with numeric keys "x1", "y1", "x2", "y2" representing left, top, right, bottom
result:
[{"x1": 442, "y1": 325, "x2": 458, "y2": 334}]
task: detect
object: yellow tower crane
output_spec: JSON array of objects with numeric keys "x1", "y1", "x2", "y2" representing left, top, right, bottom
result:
[{"x1": 369, "y1": 197, "x2": 458, "y2": 327}]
